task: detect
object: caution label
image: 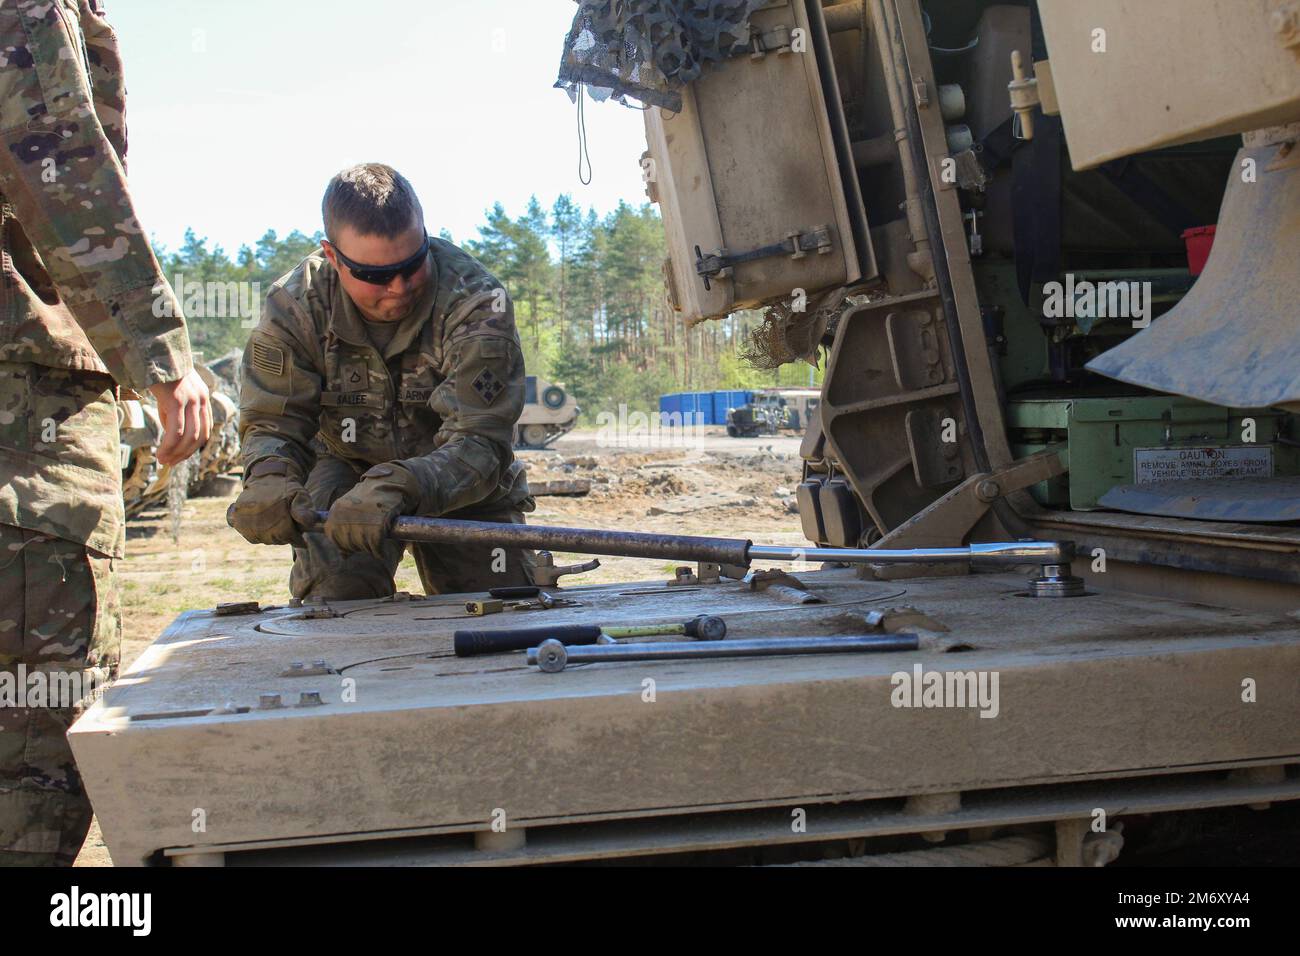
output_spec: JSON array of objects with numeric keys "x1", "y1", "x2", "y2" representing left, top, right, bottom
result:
[{"x1": 1133, "y1": 446, "x2": 1274, "y2": 484}]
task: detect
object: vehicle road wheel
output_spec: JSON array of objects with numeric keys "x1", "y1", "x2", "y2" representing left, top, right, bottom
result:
[
  {"x1": 726, "y1": 425, "x2": 739, "y2": 437},
  {"x1": 522, "y1": 424, "x2": 550, "y2": 447}
]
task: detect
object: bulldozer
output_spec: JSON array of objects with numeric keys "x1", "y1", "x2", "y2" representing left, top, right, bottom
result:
[{"x1": 70, "y1": 0, "x2": 1299, "y2": 866}]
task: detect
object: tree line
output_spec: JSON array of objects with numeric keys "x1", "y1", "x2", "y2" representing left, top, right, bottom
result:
[{"x1": 157, "y1": 196, "x2": 819, "y2": 418}]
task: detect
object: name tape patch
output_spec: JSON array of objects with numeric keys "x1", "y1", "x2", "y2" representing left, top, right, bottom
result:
[{"x1": 320, "y1": 391, "x2": 383, "y2": 408}]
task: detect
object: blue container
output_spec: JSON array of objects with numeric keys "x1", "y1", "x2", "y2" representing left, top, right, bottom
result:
[
  {"x1": 712, "y1": 390, "x2": 750, "y2": 425},
  {"x1": 704, "y1": 391, "x2": 723, "y2": 425},
  {"x1": 686, "y1": 392, "x2": 707, "y2": 426},
  {"x1": 661, "y1": 391, "x2": 754, "y2": 426},
  {"x1": 710, "y1": 392, "x2": 726, "y2": 426},
  {"x1": 659, "y1": 392, "x2": 700, "y2": 426}
]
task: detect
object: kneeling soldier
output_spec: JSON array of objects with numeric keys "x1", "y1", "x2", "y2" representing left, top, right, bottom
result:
[{"x1": 229, "y1": 163, "x2": 534, "y2": 598}]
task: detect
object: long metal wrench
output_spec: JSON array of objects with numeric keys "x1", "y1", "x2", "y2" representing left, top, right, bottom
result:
[
  {"x1": 311, "y1": 511, "x2": 1073, "y2": 568},
  {"x1": 527, "y1": 633, "x2": 921, "y2": 673}
]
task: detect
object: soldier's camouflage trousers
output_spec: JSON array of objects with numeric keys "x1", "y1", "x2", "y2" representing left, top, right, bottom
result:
[
  {"x1": 0, "y1": 525, "x2": 119, "y2": 866},
  {"x1": 0, "y1": 362, "x2": 122, "y2": 865},
  {"x1": 291, "y1": 454, "x2": 536, "y2": 601}
]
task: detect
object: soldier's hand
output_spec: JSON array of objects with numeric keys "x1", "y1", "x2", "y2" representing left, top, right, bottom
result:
[
  {"x1": 324, "y1": 464, "x2": 423, "y2": 559},
  {"x1": 226, "y1": 459, "x2": 316, "y2": 547},
  {"x1": 148, "y1": 370, "x2": 213, "y2": 465}
]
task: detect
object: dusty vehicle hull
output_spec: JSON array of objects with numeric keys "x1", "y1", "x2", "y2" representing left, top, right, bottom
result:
[{"x1": 69, "y1": 568, "x2": 1300, "y2": 866}]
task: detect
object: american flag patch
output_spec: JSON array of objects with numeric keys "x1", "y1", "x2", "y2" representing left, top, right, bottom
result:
[{"x1": 252, "y1": 340, "x2": 285, "y2": 376}]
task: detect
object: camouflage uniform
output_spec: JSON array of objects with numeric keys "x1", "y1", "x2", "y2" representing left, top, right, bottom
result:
[
  {"x1": 0, "y1": 0, "x2": 192, "y2": 864},
  {"x1": 239, "y1": 240, "x2": 535, "y2": 600}
]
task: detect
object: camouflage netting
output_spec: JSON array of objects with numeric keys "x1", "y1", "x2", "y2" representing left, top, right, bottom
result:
[
  {"x1": 555, "y1": 0, "x2": 769, "y2": 110},
  {"x1": 740, "y1": 290, "x2": 849, "y2": 370}
]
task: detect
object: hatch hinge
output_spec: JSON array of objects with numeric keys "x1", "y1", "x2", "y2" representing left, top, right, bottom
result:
[
  {"x1": 694, "y1": 225, "x2": 834, "y2": 290},
  {"x1": 747, "y1": 23, "x2": 794, "y2": 58}
]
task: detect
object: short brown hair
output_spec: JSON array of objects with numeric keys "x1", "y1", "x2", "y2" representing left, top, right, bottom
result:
[{"x1": 322, "y1": 163, "x2": 424, "y2": 241}]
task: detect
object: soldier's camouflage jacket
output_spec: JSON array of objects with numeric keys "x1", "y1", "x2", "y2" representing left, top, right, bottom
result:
[
  {"x1": 240, "y1": 240, "x2": 532, "y2": 518},
  {"x1": 0, "y1": 0, "x2": 191, "y2": 558}
]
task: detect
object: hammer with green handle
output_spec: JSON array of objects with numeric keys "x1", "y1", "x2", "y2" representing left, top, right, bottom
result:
[{"x1": 453, "y1": 614, "x2": 726, "y2": 657}]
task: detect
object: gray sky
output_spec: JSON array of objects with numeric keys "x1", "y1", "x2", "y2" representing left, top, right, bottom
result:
[{"x1": 109, "y1": 0, "x2": 651, "y2": 254}]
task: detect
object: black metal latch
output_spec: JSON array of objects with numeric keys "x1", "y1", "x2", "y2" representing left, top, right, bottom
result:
[{"x1": 694, "y1": 226, "x2": 834, "y2": 290}]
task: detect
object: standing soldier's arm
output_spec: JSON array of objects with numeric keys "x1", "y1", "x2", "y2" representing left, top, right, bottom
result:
[
  {"x1": 325, "y1": 287, "x2": 524, "y2": 558},
  {"x1": 0, "y1": 0, "x2": 209, "y2": 461},
  {"x1": 79, "y1": 0, "x2": 129, "y2": 159}
]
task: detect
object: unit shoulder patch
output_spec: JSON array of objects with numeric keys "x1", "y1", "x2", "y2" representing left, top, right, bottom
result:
[{"x1": 471, "y1": 368, "x2": 504, "y2": 405}]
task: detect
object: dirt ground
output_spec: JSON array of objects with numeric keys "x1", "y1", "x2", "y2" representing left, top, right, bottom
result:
[{"x1": 73, "y1": 427, "x2": 808, "y2": 865}]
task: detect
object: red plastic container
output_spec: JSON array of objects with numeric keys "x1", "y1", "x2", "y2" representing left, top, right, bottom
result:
[{"x1": 1181, "y1": 225, "x2": 1217, "y2": 276}]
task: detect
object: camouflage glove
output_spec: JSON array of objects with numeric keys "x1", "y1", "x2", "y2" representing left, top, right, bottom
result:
[
  {"x1": 324, "y1": 463, "x2": 423, "y2": 559},
  {"x1": 226, "y1": 459, "x2": 316, "y2": 547}
]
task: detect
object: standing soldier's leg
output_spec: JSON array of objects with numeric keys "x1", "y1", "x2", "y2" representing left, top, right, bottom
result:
[
  {"x1": 0, "y1": 363, "x2": 124, "y2": 866},
  {"x1": 411, "y1": 506, "x2": 536, "y2": 595},
  {"x1": 290, "y1": 456, "x2": 405, "y2": 601},
  {"x1": 0, "y1": 526, "x2": 119, "y2": 866}
]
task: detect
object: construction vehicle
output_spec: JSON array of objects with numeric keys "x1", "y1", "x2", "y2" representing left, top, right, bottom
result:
[
  {"x1": 513, "y1": 374, "x2": 580, "y2": 449},
  {"x1": 71, "y1": 0, "x2": 1300, "y2": 866}
]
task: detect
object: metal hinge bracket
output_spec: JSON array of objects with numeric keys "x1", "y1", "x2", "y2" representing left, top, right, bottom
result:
[{"x1": 695, "y1": 225, "x2": 834, "y2": 290}]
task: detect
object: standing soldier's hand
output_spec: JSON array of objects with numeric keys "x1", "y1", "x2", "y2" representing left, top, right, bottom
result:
[{"x1": 148, "y1": 369, "x2": 213, "y2": 465}]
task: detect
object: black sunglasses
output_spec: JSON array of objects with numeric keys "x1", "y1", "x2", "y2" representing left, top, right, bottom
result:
[{"x1": 330, "y1": 233, "x2": 430, "y2": 285}]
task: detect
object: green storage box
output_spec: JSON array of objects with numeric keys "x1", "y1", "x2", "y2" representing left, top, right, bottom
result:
[{"x1": 1007, "y1": 397, "x2": 1299, "y2": 510}]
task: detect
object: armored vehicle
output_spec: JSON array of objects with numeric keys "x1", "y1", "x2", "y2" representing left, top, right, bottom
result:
[
  {"x1": 725, "y1": 394, "x2": 783, "y2": 436},
  {"x1": 768, "y1": 388, "x2": 821, "y2": 432},
  {"x1": 118, "y1": 395, "x2": 164, "y2": 518},
  {"x1": 727, "y1": 388, "x2": 822, "y2": 436},
  {"x1": 73, "y1": 0, "x2": 1299, "y2": 866},
  {"x1": 514, "y1": 374, "x2": 580, "y2": 448},
  {"x1": 120, "y1": 352, "x2": 243, "y2": 516}
]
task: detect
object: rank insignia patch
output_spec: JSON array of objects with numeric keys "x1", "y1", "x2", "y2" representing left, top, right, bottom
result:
[
  {"x1": 342, "y1": 363, "x2": 368, "y2": 392},
  {"x1": 471, "y1": 368, "x2": 504, "y2": 405}
]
